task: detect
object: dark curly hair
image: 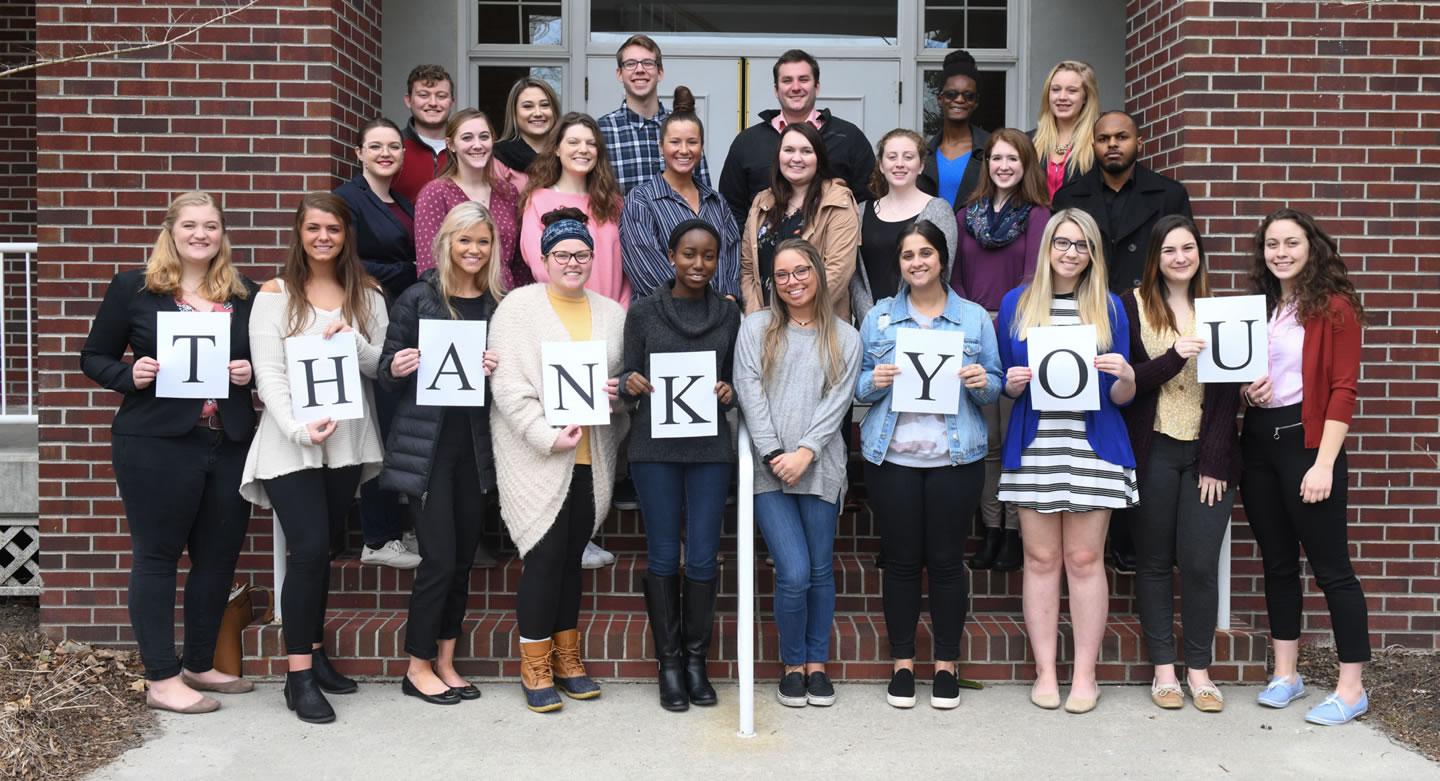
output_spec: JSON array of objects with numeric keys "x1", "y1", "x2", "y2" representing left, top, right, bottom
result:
[{"x1": 1249, "y1": 207, "x2": 1365, "y2": 327}]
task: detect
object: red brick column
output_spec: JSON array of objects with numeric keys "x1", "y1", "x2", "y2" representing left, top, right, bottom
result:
[
  {"x1": 36, "y1": 0, "x2": 381, "y2": 643},
  {"x1": 1126, "y1": 0, "x2": 1440, "y2": 649}
]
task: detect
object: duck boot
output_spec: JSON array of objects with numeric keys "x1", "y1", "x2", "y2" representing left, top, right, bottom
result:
[
  {"x1": 519, "y1": 638, "x2": 563, "y2": 713},
  {"x1": 682, "y1": 577, "x2": 719, "y2": 706},
  {"x1": 551, "y1": 629, "x2": 602, "y2": 700},
  {"x1": 643, "y1": 572, "x2": 689, "y2": 712}
]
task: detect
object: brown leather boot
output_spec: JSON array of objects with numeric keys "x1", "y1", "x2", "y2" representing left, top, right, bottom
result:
[
  {"x1": 519, "y1": 639, "x2": 562, "y2": 713},
  {"x1": 550, "y1": 628, "x2": 601, "y2": 700}
]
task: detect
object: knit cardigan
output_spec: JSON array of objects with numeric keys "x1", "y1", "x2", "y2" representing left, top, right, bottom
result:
[{"x1": 488, "y1": 283, "x2": 629, "y2": 556}]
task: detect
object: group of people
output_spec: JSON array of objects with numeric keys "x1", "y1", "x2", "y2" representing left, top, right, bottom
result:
[{"x1": 80, "y1": 37, "x2": 1371, "y2": 730}]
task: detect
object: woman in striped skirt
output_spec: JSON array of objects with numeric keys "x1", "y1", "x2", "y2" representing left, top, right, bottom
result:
[{"x1": 995, "y1": 208, "x2": 1137, "y2": 714}]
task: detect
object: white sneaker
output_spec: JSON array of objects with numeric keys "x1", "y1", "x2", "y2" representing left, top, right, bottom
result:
[
  {"x1": 401, "y1": 531, "x2": 419, "y2": 554},
  {"x1": 581, "y1": 541, "x2": 613, "y2": 569},
  {"x1": 362, "y1": 539, "x2": 421, "y2": 569}
]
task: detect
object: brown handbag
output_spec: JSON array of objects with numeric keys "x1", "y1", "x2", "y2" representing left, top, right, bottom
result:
[{"x1": 213, "y1": 582, "x2": 258, "y2": 677}]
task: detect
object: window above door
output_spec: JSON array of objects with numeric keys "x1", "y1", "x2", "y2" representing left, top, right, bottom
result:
[{"x1": 589, "y1": 0, "x2": 899, "y2": 46}]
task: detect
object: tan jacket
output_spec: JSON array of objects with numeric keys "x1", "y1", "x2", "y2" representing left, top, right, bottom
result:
[{"x1": 739, "y1": 178, "x2": 860, "y2": 321}]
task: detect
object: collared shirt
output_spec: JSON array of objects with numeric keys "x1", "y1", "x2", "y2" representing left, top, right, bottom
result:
[
  {"x1": 769, "y1": 109, "x2": 824, "y2": 133},
  {"x1": 598, "y1": 100, "x2": 712, "y2": 195},
  {"x1": 1101, "y1": 172, "x2": 1137, "y2": 242},
  {"x1": 618, "y1": 173, "x2": 741, "y2": 301}
]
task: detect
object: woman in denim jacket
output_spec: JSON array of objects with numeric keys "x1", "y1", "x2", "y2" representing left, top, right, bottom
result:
[{"x1": 855, "y1": 219, "x2": 1001, "y2": 710}]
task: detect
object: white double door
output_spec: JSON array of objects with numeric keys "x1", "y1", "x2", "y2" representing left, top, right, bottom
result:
[{"x1": 586, "y1": 56, "x2": 902, "y2": 179}]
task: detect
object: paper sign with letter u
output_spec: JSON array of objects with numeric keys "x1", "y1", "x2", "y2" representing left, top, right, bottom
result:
[
  {"x1": 649, "y1": 351, "x2": 717, "y2": 439},
  {"x1": 891, "y1": 328, "x2": 965, "y2": 414},
  {"x1": 1027, "y1": 324, "x2": 1099, "y2": 411},
  {"x1": 542, "y1": 340, "x2": 610, "y2": 426},
  {"x1": 1195, "y1": 295, "x2": 1268, "y2": 383},
  {"x1": 285, "y1": 334, "x2": 365, "y2": 423},
  {"x1": 417, "y1": 319, "x2": 487, "y2": 407},
  {"x1": 155, "y1": 311, "x2": 231, "y2": 399}
]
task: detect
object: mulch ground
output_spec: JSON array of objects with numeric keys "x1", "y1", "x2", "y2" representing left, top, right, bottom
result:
[
  {"x1": 1298, "y1": 642, "x2": 1440, "y2": 761},
  {"x1": 0, "y1": 597, "x2": 155, "y2": 780}
]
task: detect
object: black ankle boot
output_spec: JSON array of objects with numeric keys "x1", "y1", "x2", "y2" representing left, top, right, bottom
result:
[
  {"x1": 311, "y1": 648, "x2": 358, "y2": 694},
  {"x1": 682, "y1": 577, "x2": 718, "y2": 706},
  {"x1": 285, "y1": 668, "x2": 336, "y2": 724},
  {"x1": 993, "y1": 529, "x2": 1023, "y2": 572},
  {"x1": 643, "y1": 572, "x2": 688, "y2": 712},
  {"x1": 969, "y1": 527, "x2": 1003, "y2": 570}
]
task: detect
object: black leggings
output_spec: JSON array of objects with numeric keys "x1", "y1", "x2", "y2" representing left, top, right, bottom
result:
[
  {"x1": 516, "y1": 466, "x2": 594, "y2": 640},
  {"x1": 263, "y1": 465, "x2": 364, "y2": 656},
  {"x1": 1240, "y1": 404, "x2": 1370, "y2": 664},
  {"x1": 112, "y1": 429, "x2": 251, "y2": 681},
  {"x1": 405, "y1": 416, "x2": 486, "y2": 659},
  {"x1": 863, "y1": 458, "x2": 984, "y2": 661}
]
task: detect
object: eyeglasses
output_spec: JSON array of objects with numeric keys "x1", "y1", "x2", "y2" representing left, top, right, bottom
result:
[
  {"x1": 548, "y1": 250, "x2": 594, "y2": 265},
  {"x1": 772, "y1": 265, "x2": 812, "y2": 285},
  {"x1": 620, "y1": 58, "x2": 659, "y2": 72},
  {"x1": 1051, "y1": 237, "x2": 1092, "y2": 256},
  {"x1": 939, "y1": 89, "x2": 979, "y2": 104}
]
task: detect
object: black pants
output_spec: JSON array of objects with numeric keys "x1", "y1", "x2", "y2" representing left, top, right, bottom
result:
[
  {"x1": 516, "y1": 466, "x2": 593, "y2": 640},
  {"x1": 264, "y1": 465, "x2": 364, "y2": 656},
  {"x1": 863, "y1": 458, "x2": 984, "y2": 661},
  {"x1": 405, "y1": 415, "x2": 486, "y2": 659},
  {"x1": 112, "y1": 429, "x2": 252, "y2": 681},
  {"x1": 1132, "y1": 434, "x2": 1235, "y2": 669},
  {"x1": 1240, "y1": 404, "x2": 1371, "y2": 663}
]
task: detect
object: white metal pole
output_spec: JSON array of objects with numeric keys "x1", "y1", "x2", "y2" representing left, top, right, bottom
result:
[
  {"x1": 1217, "y1": 523, "x2": 1232, "y2": 631},
  {"x1": 736, "y1": 421, "x2": 756, "y2": 738},
  {"x1": 272, "y1": 514, "x2": 286, "y2": 623}
]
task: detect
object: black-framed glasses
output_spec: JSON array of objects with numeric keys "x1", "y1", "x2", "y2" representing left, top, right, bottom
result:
[
  {"x1": 772, "y1": 265, "x2": 813, "y2": 285},
  {"x1": 620, "y1": 58, "x2": 659, "y2": 72},
  {"x1": 939, "y1": 89, "x2": 979, "y2": 104},
  {"x1": 548, "y1": 250, "x2": 594, "y2": 265},
  {"x1": 1051, "y1": 237, "x2": 1092, "y2": 256}
]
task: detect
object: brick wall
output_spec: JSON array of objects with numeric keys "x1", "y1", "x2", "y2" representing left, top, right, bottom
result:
[
  {"x1": 37, "y1": 0, "x2": 381, "y2": 642},
  {"x1": 1126, "y1": 0, "x2": 1440, "y2": 649}
]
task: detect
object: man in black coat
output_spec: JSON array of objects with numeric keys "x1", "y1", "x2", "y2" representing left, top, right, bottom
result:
[
  {"x1": 717, "y1": 49, "x2": 876, "y2": 229},
  {"x1": 1052, "y1": 110, "x2": 1192, "y2": 293}
]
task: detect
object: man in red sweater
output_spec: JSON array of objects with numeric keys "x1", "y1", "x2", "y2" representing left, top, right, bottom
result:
[{"x1": 392, "y1": 64, "x2": 454, "y2": 204}]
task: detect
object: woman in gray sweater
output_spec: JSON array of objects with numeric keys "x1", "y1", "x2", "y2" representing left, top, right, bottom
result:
[{"x1": 734, "y1": 237, "x2": 861, "y2": 709}]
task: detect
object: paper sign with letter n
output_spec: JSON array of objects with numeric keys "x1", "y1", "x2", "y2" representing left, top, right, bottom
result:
[
  {"x1": 649, "y1": 351, "x2": 717, "y2": 439},
  {"x1": 542, "y1": 340, "x2": 610, "y2": 426},
  {"x1": 417, "y1": 319, "x2": 487, "y2": 407},
  {"x1": 1195, "y1": 295, "x2": 1268, "y2": 384},
  {"x1": 1028, "y1": 324, "x2": 1099, "y2": 411},
  {"x1": 891, "y1": 328, "x2": 965, "y2": 414},
  {"x1": 155, "y1": 311, "x2": 231, "y2": 399},
  {"x1": 285, "y1": 334, "x2": 364, "y2": 423}
]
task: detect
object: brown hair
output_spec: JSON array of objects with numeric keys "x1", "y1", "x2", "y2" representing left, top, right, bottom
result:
[
  {"x1": 659, "y1": 85, "x2": 702, "y2": 144},
  {"x1": 765, "y1": 122, "x2": 834, "y2": 234},
  {"x1": 406, "y1": 64, "x2": 452, "y2": 94},
  {"x1": 143, "y1": 191, "x2": 248, "y2": 302},
  {"x1": 436, "y1": 108, "x2": 497, "y2": 183},
  {"x1": 501, "y1": 77, "x2": 560, "y2": 141},
  {"x1": 356, "y1": 117, "x2": 402, "y2": 147},
  {"x1": 522, "y1": 112, "x2": 624, "y2": 226},
  {"x1": 867, "y1": 128, "x2": 926, "y2": 199},
  {"x1": 963, "y1": 127, "x2": 1050, "y2": 209},
  {"x1": 1139, "y1": 214, "x2": 1211, "y2": 335},
  {"x1": 1249, "y1": 207, "x2": 1365, "y2": 327},
  {"x1": 279, "y1": 192, "x2": 377, "y2": 340},
  {"x1": 615, "y1": 34, "x2": 663, "y2": 68},
  {"x1": 761, "y1": 238, "x2": 846, "y2": 392}
]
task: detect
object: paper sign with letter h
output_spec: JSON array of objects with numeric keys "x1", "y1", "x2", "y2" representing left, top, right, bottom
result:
[{"x1": 285, "y1": 334, "x2": 365, "y2": 423}]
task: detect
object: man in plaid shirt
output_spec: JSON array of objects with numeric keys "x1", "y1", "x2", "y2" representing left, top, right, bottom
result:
[{"x1": 598, "y1": 35, "x2": 712, "y2": 195}]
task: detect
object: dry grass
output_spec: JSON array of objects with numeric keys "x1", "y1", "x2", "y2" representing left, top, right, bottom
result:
[{"x1": 1298, "y1": 643, "x2": 1440, "y2": 762}]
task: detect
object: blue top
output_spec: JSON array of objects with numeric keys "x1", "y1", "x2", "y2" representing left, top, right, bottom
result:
[
  {"x1": 995, "y1": 285, "x2": 1136, "y2": 470},
  {"x1": 855, "y1": 283, "x2": 1002, "y2": 466},
  {"x1": 937, "y1": 150, "x2": 972, "y2": 208}
]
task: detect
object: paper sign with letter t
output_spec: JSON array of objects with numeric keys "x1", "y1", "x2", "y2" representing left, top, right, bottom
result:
[
  {"x1": 155, "y1": 311, "x2": 231, "y2": 399},
  {"x1": 417, "y1": 319, "x2": 487, "y2": 407},
  {"x1": 285, "y1": 334, "x2": 365, "y2": 423},
  {"x1": 1027, "y1": 324, "x2": 1099, "y2": 411},
  {"x1": 1195, "y1": 295, "x2": 1268, "y2": 384},
  {"x1": 649, "y1": 351, "x2": 717, "y2": 439},
  {"x1": 542, "y1": 340, "x2": 610, "y2": 426},
  {"x1": 891, "y1": 328, "x2": 965, "y2": 414}
]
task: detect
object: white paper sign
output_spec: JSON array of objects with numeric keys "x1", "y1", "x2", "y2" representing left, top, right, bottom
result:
[
  {"x1": 1195, "y1": 295, "x2": 1268, "y2": 384},
  {"x1": 541, "y1": 340, "x2": 610, "y2": 426},
  {"x1": 155, "y1": 311, "x2": 231, "y2": 399},
  {"x1": 1028, "y1": 324, "x2": 1100, "y2": 411},
  {"x1": 416, "y1": 319, "x2": 487, "y2": 407},
  {"x1": 285, "y1": 334, "x2": 364, "y2": 423},
  {"x1": 891, "y1": 328, "x2": 965, "y2": 414},
  {"x1": 649, "y1": 351, "x2": 718, "y2": 439}
]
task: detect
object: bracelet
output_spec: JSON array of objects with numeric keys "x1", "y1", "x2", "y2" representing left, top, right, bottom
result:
[{"x1": 761, "y1": 448, "x2": 784, "y2": 463}]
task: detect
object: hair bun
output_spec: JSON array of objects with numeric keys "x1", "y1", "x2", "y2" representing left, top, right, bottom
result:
[
  {"x1": 671, "y1": 85, "x2": 695, "y2": 115},
  {"x1": 540, "y1": 206, "x2": 589, "y2": 227}
]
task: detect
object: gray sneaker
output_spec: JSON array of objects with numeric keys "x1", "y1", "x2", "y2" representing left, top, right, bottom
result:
[
  {"x1": 581, "y1": 541, "x2": 613, "y2": 570},
  {"x1": 362, "y1": 539, "x2": 421, "y2": 569}
]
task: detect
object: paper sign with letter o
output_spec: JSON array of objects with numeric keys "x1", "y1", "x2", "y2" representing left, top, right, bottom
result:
[
  {"x1": 1195, "y1": 295, "x2": 1268, "y2": 384},
  {"x1": 285, "y1": 334, "x2": 364, "y2": 423},
  {"x1": 649, "y1": 351, "x2": 717, "y2": 439},
  {"x1": 541, "y1": 340, "x2": 610, "y2": 426},
  {"x1": 891, "y1": 328, "x2": 965, "y2": 414},
  {"x1": 155, "y1": 311, "x2": 231, "y2": 399},
  {"x1": 1027, "y1": 324, "x2": 1100, "y2": 411},
  {"x1": 417, "y1": 319, "x2": 487, "y2": 407}
]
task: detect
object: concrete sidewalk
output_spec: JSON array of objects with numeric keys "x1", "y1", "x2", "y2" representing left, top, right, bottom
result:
[{"x1": 91, "y1": 682, "x2": 1437, "y2": 780}]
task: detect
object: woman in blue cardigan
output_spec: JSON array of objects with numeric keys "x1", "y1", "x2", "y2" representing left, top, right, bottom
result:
[{"x1": 996, "y1": 208, "x2": 1136, "y2": 715}]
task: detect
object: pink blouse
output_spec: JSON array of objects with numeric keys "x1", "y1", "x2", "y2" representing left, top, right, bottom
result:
[
  {"x1": 519, "y1": 188, "x2": 631, "y2": 307},
  {"x1": 1264, "y1": 300, "x2": 1305, "y2": 408},
  {"x1": 1045, "y1": 150, "x2": 1071, "y2": 200},
  {"x1": 412, "y1": 174, "x2": 520, "y2": 280}
]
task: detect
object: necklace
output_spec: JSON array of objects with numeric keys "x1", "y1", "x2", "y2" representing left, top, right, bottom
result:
[
  {"x1": 1054, "y1": 140, "x2": 1073, "y2": 156},
  {"x1": 791, "y1": 316, "x2": 813, "y2": 327}
]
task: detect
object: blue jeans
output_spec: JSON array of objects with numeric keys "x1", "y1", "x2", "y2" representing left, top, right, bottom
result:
[
  {"x1": 631, "y1": 461, "x2": 731, "y2": 582},
  {"x1": 754, "y1": 490, "x2": 838, "y2": 665}
]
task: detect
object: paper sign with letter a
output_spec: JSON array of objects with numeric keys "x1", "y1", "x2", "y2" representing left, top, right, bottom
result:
[
  {"x1": 1195, "y1": 295, "x2": 1267, "y2": 384},
  {"x1": 542, "y1": 340, "x2": 610, "y2": 426},
  {"x1": 1027, "y1": 324, "x2": 1099, "y2": 411},
  {"x1": 416, "y1": 319, "x2": 487, "y2": 407},
  {"x1": 285, "y1": 334, "x2": 364, "y2": 423},
  {"x1": 155, "y1": 311, "x2": 231, "y2": 399},
  {"x1": 649, "y1": 351, "x2": 717, "y2": 439},
  {"x1": 891, "y1": 328, "x2": 965, "y2": 414}
]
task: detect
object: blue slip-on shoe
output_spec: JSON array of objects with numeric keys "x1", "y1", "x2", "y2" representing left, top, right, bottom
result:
[
  {"x1": 1305, "y1": 691, "x2": 1368, "y2": 726},
  {"x1": 1257, "y1": 674, "x2": 1307, "y2": 708}
]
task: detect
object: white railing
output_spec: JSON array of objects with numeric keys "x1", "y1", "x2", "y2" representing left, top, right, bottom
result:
[
  {"x1": 0, "y1": 242, "x2": 37, "y2": 420},
  {"x1": 735, "y1": 420, "x2": 756, "y2": 738}
]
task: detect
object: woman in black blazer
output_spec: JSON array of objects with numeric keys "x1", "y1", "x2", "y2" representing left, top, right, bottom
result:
[{"x1": 80, "y1": 191, "x2": 259, "y2": 715}]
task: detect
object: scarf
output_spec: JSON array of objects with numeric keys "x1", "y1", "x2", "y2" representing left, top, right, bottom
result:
[{"x1": 964, "y1": 197, "x2": 1032, "y2": 250}]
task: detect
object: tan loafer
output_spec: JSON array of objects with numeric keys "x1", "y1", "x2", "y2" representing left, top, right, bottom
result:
[
  {"x1": 1151, "y1": 679, "x2": 1184, "y2": 710},
  {"x1": 1064, "y1": 691, "x2": 1100, "y2": 714},
  {"x1": 1030, "y1": 686, "x2": 1061, "y2": 710},
  {"x1": 1189, "y1": 684, "x2": 1224, "y2": 713},
  {"x1": 146, "y1": 690, "x2": 220, "y2": 714},
  {"x1": 181, "y1": 671, "x2": 255, "y2": 694}
]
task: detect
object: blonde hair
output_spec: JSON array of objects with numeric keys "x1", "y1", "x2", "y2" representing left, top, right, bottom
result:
[
  {"x1": 1032, "y1": 61, "x2": 1101, "y2": 181},
  {"x1": 1011, "y1": 208, "x2": 1113, "y2": 351},
  {"x1": 761, "y1": 239, "x2": 846, "y2": 392},
  {"x1": 433, "y1": 201, "x2": 505, "y2": 312},
  {"x1": 143, "y1": 192, "x2": 248, "y2": 301}
]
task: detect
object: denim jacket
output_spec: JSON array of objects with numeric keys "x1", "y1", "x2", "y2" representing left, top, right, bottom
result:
[{"x1": 855, "y1": 284, "x2": 1002, "y2": 466}]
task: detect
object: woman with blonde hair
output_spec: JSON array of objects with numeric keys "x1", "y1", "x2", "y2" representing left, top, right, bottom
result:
[
  {"x1": 81, "y1": 191, "x2": 259, "y2": 714},
  {"x1": 1029, "y1": 61, "x2": 1101, "y2": 198},
  {"x1": 996, "y1": 208, "x2": 1136, "y2": 714}
]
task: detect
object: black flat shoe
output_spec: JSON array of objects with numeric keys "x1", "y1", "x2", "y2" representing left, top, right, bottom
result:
[
  {"x1": 403, "y1": 676, "x2": 461, "y2": 705},
  {"x1": 448, "y1": 684, "x2": 481, "y2": 700}
]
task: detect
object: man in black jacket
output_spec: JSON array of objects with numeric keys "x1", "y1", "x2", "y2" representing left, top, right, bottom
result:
[
  {"x1": 717, "y1": 49, "x2": 876, "y2": 229},
  {"x1": 1053, "y1": 110, "x2": 1192, "y2": 293}
]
